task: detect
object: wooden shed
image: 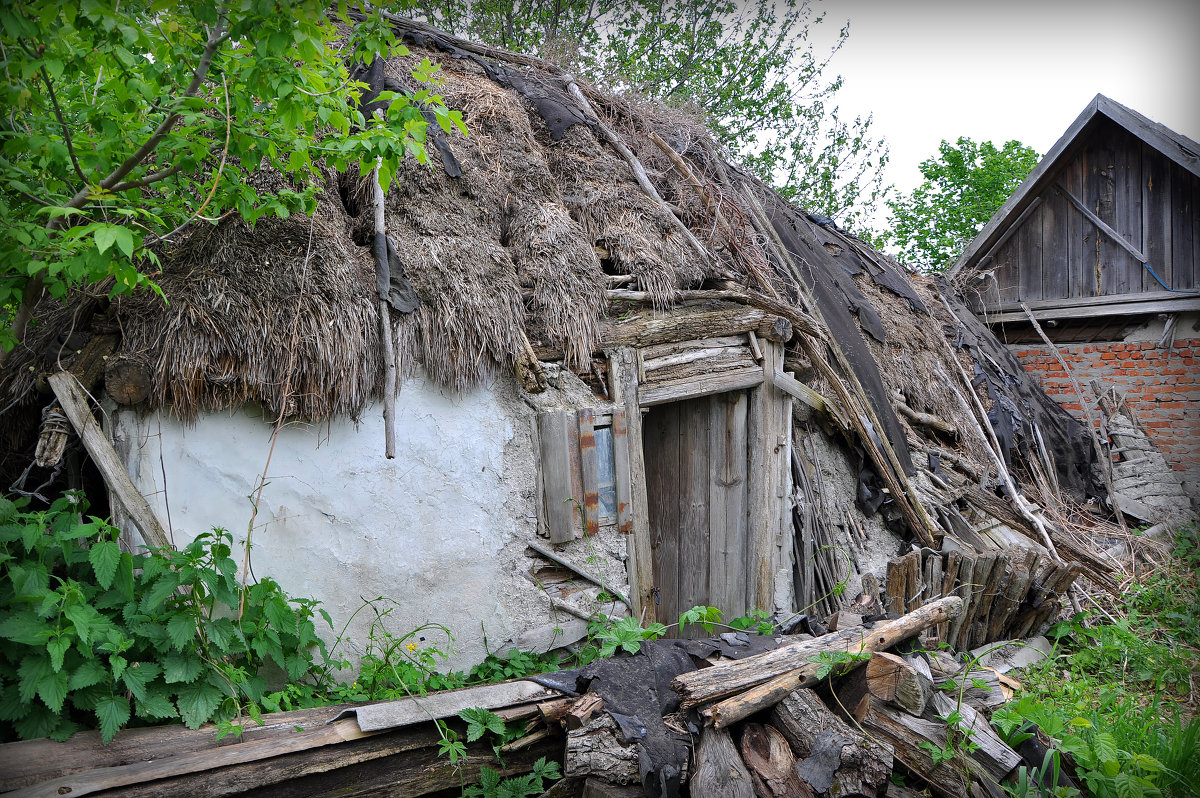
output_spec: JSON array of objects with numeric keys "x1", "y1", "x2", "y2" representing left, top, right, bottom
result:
[{"x1": 950, "y1": 94, "x2": 1200, "y2": 514}]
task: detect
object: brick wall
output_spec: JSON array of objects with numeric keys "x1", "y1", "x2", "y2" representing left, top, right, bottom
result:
[{"x1": 1012, "y1": 337, "x2": 1200, "y2": 505}]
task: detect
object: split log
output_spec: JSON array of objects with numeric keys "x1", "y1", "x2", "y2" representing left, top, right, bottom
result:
[
  {"x1": 866, "y1": 651, "x2": 933, "y2": 716},
  {"x1": 770, "y1": 690, "x2": 891, "y2": 798},
  {"x1": 681, "y1": 597, "x2": 963, "y2": 728},
  {"x1": 739, "y1": 723, "x2": 813, "y2": 798},
  {"x1": 691, "y1": 727, "x2": 754, "y2": 798},
  {"x1": 47, "y1": 371, "x2": 172, "y2": 550},
  {"x1": 939, "y1": 551, "x2": 962, "y2": 643},
  {"x1": 925, "y1": 653, "x2": 1007, "y2": 711},
  {"x1": 564, "y1": 713, "x2": 639, "y2": 785},
  {"x1": 565, "y1": 693, "x2": 604, "y2": 730},
  {"x1": 886, "y1": 557, "x2": 907, "y2": 615},
  {"x1": 929, "y1": 692, "x2": 1021, "y2": 785},
  {"x1": 854, "y1": 695, "x2": 969, "y2": 797},
  {"x1": 987, "y1": 555, "x2": 1038, "y2": 643}
]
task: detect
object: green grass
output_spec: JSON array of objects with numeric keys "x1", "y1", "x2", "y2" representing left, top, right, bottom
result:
[{"x1": 993, "y1": 525, "x2": 1200, "y2": 798}]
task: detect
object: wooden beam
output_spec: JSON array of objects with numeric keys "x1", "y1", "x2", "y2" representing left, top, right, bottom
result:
[
  {"x1": 984, "y1": 294, "x2": 1200, "y2": 324},
  {"x1": 1055, "y1": 182, "x2": 1150, "y2": 263},
  {"x1": 608, "y1": 348, "x2": 656, "y2": 624},
  {"x1": 770, "y1": 369, "x2": 848, "y2": 430},
  {"x1": 598, "y1": 307, "x2": 792, "y2": 350},
  {"x1": 637, "y1": 366, "x2": 764, "y2": 407},
  {"x1": 47, "y1": 372, "x2": 171, "y2": 551}
]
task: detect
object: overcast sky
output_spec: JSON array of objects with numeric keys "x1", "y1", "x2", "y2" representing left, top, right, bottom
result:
[{"x1": 810, "y1": 0, "x2": 1200, "y2": 197}]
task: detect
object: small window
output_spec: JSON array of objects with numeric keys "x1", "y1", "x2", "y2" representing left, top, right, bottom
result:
[{"x1": 594, "y1": 425, "x2": 617, "y2": 524}]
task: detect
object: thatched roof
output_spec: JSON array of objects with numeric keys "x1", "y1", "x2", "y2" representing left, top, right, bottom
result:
[{"x1": 1, "y1": 14, "x2": 1095, "y2": 522}]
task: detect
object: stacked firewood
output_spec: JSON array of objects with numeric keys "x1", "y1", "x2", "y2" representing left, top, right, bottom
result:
[
  {"x1": 885, "y1": 547, "x2": 1080, "y2": 650},
  {"x1": 568, "y1": 595, "x2": 1032, "y2": 798}
]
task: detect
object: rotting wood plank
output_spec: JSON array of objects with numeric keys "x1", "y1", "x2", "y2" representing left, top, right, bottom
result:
[
  {"x1": 771, "y1": 369, "x2": 849, "y2": 430},
  {"x1": 578, "y1": 408, "x2": 600, "y2": 536},
  {"x1": 47, "y1": 372, "x2": 171, "y2": 551},
  {"x1": 645, "y1": 401, "x2": 681, "y2": 625},
  {"x1": 1041, "y1": 184, "x2": 1069, "y2": 300},
  {"x1": 747, "y1": 341, "x2": 784, "y2": 612},
  {"x1": 1171, "y1": 162, "x2": 1197, "y2": 291},
  {"x1": 710, "y1": 391, "x2": 750, "y2": 618},
  {"x1": 679, "y1": 398, "x2": 710, "y2": 628},
  {"x1": 1018, "y1": 197, "x2": 1044, "y2": 301},
  {"x1": 1066, "y1": 156, "x2": 1088, "y2": 299},
  {"x1": 538, "y1": 411, "x2": 580, "y2": 544},
  {"x1": 611, "y1": 408, "x2": 634, "y2": 535},
  {"x1": 337, "y1": 680, "x2": 563, "y2": 733},
  {"x1": 600, "y1": 307, "x2": 793, "y2": 350},
  {"x1": 608, "y1": 348, "x2": 655, "y2": 623},
  {"x1": 1118, "y1": 136, "x2": 1145, "y2": 294}
]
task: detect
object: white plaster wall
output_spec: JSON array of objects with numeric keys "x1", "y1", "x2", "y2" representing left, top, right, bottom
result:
[{"x1": 112, "y1": 372, "x2": 557, "y2": 670}]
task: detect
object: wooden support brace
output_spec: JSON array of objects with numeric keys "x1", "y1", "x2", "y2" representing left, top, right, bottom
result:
[{"x1": 48, "y1": 372, "x2": 171, "y2": 551}]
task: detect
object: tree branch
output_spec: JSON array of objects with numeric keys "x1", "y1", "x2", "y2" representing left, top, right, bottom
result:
[
  {"x1": 1, "y1": 15, "x2": 229, "y2": 366},
  {"x1": 41, "y1": 66, "x2": 89, "y2": 187},
  {"x1": 107, "y1": 163, "x2": 185, "y2": 193}
]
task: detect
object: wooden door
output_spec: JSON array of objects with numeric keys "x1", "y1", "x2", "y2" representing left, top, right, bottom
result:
[{"x1": 643, "y1": 391, "x2": 749, "y2": 635}]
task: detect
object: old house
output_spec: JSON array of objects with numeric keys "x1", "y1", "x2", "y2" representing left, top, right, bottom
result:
[
  {"x1": 949, "y1": 94, "x2": 1200, "y2": 516},
  {"x1": 2, "y1": 16, "x2": 1100, "y2": 679}
]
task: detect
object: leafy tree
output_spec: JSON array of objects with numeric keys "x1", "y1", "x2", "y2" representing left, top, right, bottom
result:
[
  {"x1": 0, "y1": 0, "x2": 464, "y2": 362},
  {"x1": 413, "y1": 0, "x2": 890, "y2": 231},
  {"x1": 885, "y1": 137, "x2": 1040, "y2": 272}
]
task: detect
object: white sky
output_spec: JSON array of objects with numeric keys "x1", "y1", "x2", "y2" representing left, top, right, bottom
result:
[{"x1": 810, "y1": 0, "x2": 1200, "y2": 197}]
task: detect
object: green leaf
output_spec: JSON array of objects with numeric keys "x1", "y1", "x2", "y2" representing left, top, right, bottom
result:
[
  {"x1": 95, "y1": 694, "x2": 131, "y2": 743},
  {"x1": 0, "y1": 609, "x2": 53, "y2": 646},
  {"x1": 18, "y1": 655, "x2": 53, "y2": 703},
  {"x1": 176, "y1": 680, "x2": 224, "y2": 729},
  {"x1": 69, "y1": 659, "x2": 110, "y2": 691},
  {"x1": 163, "y1": 652, "x2": 202, "y2": 684},
  {"x1": 1093, "y1": 731, "x2": 1119, "y2": 767},
  {"x1": 89, "y1": 539, "x2": 121, "y2": 589},
  {"x1": 47, "y1": 634, "x2": 71, "y2": 672},
  {"x1": 166, "y1": 613, "x2": 196, "y2": 650},
  {"x1": 121, "y1": 662, "x2": 161, "y2": 701},
  {"x1": 37, "y1": 669, "x2": 70, "y2": 713}
]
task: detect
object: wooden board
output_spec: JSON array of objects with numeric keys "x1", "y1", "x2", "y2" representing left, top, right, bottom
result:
[
  {"x1": 578, "y1": 409, "x2": 600, "y2": 536},
  {"x1": 709, "y1": 391, "x2": 750, "y2": 617},
  {"x1": 1142, "y1": 140, "x2": 1172, "y2": 293}
]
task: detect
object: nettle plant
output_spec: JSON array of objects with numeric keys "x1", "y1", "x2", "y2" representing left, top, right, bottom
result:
[{"x1": 0, "y1": 494, "x2": 334, "y2": 742}]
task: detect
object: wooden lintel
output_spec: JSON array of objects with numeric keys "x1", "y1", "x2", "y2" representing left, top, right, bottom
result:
[{"x1": 638, "y1": 367, "x2": 764, "y2": 407}]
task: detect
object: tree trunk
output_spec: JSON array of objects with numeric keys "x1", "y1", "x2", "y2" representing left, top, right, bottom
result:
[
  {"x1": 691, "y1": 727, "x2": 754, "y2": 798},
  {"x1": 739, "y1": 723, "x2": 813, "y2": 798}
]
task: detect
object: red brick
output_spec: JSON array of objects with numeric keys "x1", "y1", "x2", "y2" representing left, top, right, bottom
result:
[{"x1": 1100, "y1": 352, "x2": 1117, "y2": 360}]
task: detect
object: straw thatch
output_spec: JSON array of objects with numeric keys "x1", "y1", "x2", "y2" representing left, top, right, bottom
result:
[{"x1": 0, "y1": 13, "x2": 1096, "y2": 531}]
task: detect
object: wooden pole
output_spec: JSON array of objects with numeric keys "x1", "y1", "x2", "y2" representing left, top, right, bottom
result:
[{"x1": 371, "y1": 159, "x2": 397, "y2": 460}]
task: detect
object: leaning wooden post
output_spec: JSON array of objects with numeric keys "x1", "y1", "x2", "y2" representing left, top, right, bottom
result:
[{"x1": 47, "y1": 372, "x2": 172, "y2": 550}]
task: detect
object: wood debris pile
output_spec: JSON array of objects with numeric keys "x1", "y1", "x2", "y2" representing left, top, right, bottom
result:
[{"x1": 1, "y1": 594, "x2": 1051, "y2": 798}]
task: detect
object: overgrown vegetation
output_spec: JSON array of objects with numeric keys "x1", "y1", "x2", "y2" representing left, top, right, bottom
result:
[
  {"x1": 992, "y1": 525, "x2": 1200, "y2": 798},
  {"x1": 0, "y1": 494, "x2": 335, "y2": 743}
]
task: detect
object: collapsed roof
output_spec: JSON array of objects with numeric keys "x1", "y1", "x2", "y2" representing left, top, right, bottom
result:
[{"x1": 1, "y1": 14, "x2": 1104, "y2": 599}]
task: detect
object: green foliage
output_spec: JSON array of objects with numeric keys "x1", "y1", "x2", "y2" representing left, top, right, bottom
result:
[
  {"x1": 991, "y1": 527, "x2": 1200, "y2": 798},
  {"x1": 417, "y1": 0, "x2": 889, "y2": 229},
  {"x1": 464, "y1": 757, "x2": 561, "y2": 798},
  {"x1": 1, "y1": 0, "x2": 465, "y2": 355},
  {"x1": 729, "y1": 608, "x2": 776, "y2": 636},
  {"x1": 810, "y1": 648, "x2": 869, "y2": 680},
  {"x1": 0, "y1": 494, "x2": 332, "y2": 743},
  {"x1": 885, "y1": 137, "x2": 1040, "y2": 271},
  {"x1": 586, "y1": 615, "x2": 667, "y2": 658}
]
